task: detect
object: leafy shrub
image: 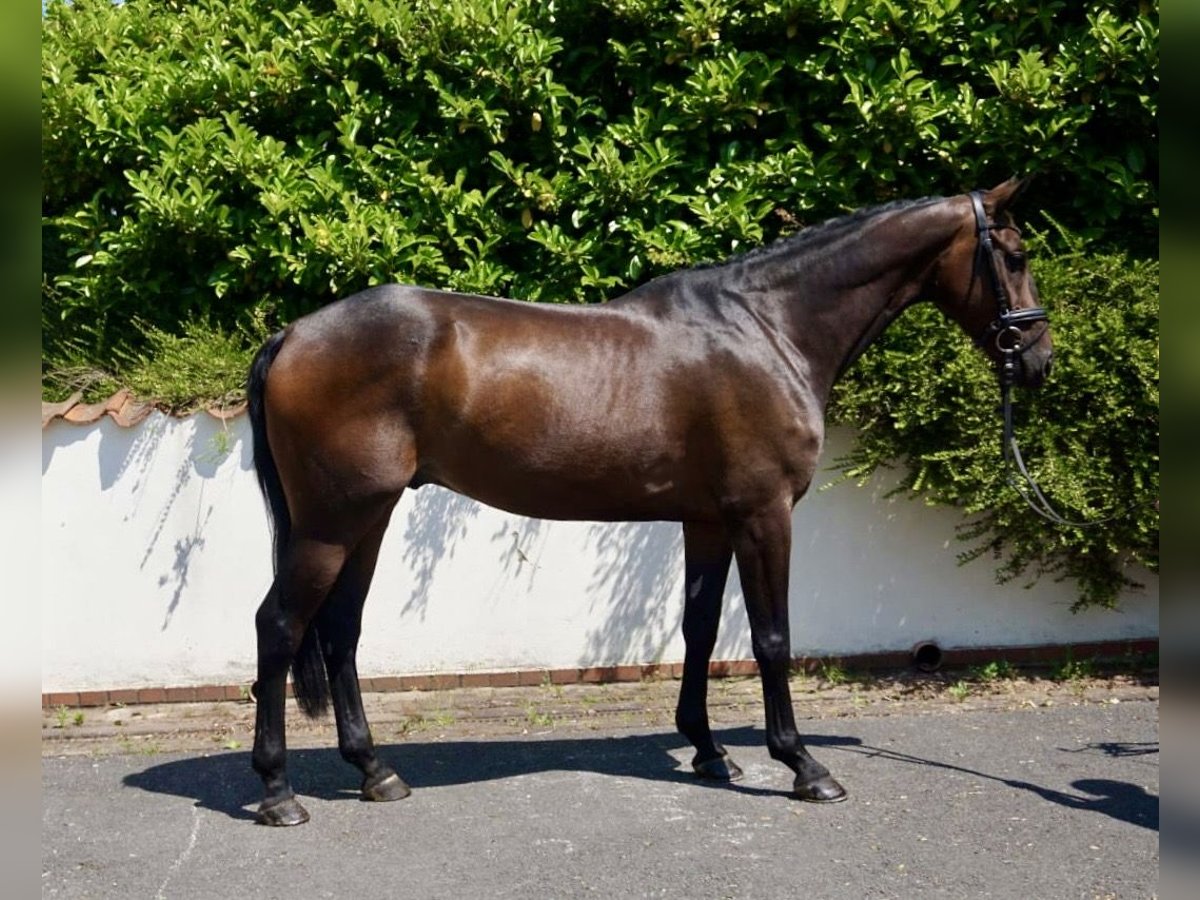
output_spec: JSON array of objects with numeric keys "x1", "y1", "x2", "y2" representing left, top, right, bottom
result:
[
  {"x1": 41, "y1": 0, "x2": 1158, "y2": 606},
  {"x1": 42, "y1": 0, "x2": 1158, "y2": 365}
]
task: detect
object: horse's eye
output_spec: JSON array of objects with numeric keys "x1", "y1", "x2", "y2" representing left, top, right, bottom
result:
[{"x1": 1005, "y1": 252, "x2": 1026, "y2": 273}]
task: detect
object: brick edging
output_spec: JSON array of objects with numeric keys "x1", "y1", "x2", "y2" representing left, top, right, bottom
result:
[{"x1": 41, "y1": 638, "x2": 1157, "y2": 709}]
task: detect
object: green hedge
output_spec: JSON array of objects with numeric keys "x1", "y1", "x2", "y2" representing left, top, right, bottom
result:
[
  {"x1": 41, "y1": 0, "x2": 1158, "y2": 606},
  {"x1": 43, "y1": 0, "x2": 1157, "y2": 348}
]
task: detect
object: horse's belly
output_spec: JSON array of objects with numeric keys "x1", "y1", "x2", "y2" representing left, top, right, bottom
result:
[
  {"x1": 417, "y1": 430, "x2": 708, "y2": 522},
  {"x1": 430, "y1": 478, "x2": 697, "y2": 523}
]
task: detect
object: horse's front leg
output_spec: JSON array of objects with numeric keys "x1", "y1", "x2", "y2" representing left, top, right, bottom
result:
[
  {"x1": 731, "y1": 501, "x2": 847, "y2": 803},
  {"x1": 318, "y1": 512, "x2": 410, "y2": 803},
  {"x1": 676, "y1": 521, "x2": 741, "y2": 780}
]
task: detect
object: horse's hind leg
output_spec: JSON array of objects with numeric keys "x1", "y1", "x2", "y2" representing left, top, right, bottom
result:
[
  {"x1": 252, "y1": 536, "x2": 350, "y2": 826},
  {"x1": 675, "y1": 521, "x2": 742, "y2": 781},
  {"x1": 316, "y1": 501, "x2": 411, "y2": 802}
]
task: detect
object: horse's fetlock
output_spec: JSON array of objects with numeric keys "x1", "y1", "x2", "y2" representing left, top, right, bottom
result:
[
  {"x1": 252, "y1": 748, "x2": 285, "y2": 781},
  {"x1": 675, "y1": 708, "x2": 708, "y2": 740},
  {"x1": 766, "y1": 729, "x2": 803, "y2": 763}
]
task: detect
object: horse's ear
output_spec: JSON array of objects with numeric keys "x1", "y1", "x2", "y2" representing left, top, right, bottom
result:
[{"x1": 983, "y1": 175, "x2": 1034, "y2": 216}]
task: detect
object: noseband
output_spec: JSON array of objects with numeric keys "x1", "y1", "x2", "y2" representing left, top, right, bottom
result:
[{"x1": 968, "y1": 191, "x2": 1048, "y2": 387}]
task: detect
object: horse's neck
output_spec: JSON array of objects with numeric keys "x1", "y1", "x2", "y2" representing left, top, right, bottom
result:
[{"x1": 740, "y1": 202, "x2": 957, "y2": 400}]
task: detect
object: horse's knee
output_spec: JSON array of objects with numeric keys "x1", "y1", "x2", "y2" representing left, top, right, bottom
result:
[{"x1": 751, "y1": 631, "x2": 790, "y2": 670}]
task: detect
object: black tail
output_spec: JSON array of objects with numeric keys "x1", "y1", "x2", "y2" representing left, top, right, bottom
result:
[{"x1": 248, "y1": 329, "x2": 330, "y2": 718}]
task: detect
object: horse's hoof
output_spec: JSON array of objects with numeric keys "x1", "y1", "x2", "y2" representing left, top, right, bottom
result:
[
  {"x1": 794, "y1": 774, "x2": 848, "y2": 803},
  {"x1": 362, "y1": 771, "x2": 411, "y2": 802},
  {"x1": 692, "y1": 750, "x2": 744, "y2": 782},
  {"x1": 256, "y1": 795, "x2": 310, "y2": 826}
]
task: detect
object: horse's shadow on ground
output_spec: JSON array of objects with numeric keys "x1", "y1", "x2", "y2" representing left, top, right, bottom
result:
[
  {"x1": 122, "y1": 727, "x2": 833, "y2": 822},
  {"x1": 122, "y1": 727, "x2": 1157, "y2": 833}
]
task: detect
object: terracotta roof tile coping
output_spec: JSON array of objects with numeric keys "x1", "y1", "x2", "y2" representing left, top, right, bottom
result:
[{"x1": 42, "y1": 389, "x2": 247, "y2": 429}]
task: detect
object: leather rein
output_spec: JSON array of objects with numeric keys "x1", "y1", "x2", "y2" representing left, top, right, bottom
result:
[{"x1": 968, "y1": 190, "x2": 1103, "y2": 528}]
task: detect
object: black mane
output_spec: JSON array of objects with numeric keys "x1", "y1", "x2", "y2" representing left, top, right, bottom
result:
[{"x1": 691, "y1": 194, "x2": 943, "y2": 272}]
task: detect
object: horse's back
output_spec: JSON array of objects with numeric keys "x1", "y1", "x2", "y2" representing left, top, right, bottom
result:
[{"x1": 262, "y1": 286, "x2": 672, "y2": 508}]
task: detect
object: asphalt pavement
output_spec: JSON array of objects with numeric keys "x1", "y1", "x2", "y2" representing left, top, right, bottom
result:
[{"x1": 43, "y1": 678, "x2": 1158, "y2": 899}]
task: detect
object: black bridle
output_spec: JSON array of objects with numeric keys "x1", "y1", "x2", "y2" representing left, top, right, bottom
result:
[
  {"x1": 968, "y1": 191, "x2": 1099, "y2": 527},
  {"x1": 968, "y1": 190, "x2": 1049, "y2": 381}
]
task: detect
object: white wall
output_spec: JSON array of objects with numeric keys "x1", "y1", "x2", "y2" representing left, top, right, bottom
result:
[{"x1": 41, "y1": 413, "x2": 1158, "y2": 692}]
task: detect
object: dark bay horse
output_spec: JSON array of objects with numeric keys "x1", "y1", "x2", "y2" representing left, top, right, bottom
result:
[{"x1": 247, "y1": 178, "x2": 1052, "y2": 825}]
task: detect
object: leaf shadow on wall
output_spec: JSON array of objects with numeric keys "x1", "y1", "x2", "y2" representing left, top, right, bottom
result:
[
  {"x1": 394, "y1": 485, "x2": 483, "y2": 621},
  {"x1": 579, "y1": 521, "x2": 751, "y2": 668},
  {"x1": 45, "y1": 414, "x2": 242, "y2": 632}
]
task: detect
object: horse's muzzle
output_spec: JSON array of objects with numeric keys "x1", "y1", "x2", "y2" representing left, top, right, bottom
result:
[{"x1": 1018, "y1": 349, "x2": 1052, "y2": 388}]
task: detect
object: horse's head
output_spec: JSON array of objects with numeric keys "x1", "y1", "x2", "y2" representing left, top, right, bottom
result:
[{"x1": 930, "y1": 177, "x2": 1053, "y2": 388}]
